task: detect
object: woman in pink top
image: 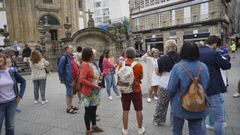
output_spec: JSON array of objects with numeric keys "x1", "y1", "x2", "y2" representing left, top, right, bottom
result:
[{"x1": 102, "y1": 49, "x2": 120, "y2": 100}]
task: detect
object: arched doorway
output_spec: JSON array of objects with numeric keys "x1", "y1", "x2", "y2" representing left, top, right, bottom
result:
[
  {"x1": 39, "y1": 14, "x2": 60, "y2": 41},
  {"x1": 71, "y1": 27, "x2": 117, "y2": 59}
]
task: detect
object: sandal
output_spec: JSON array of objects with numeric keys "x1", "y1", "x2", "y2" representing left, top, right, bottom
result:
[
  {"x1": 85, "y1": 131, "x2": 92, "y2": 135},
  {"x1": 66, "y1": 108, "x2": 77, "y2": 114},
  {"x1": 92, "y1": 126, "x2": 104, "y2": 132},
  {"x1": 71, "y1": 106, "x2": 79, "y2": 111}
]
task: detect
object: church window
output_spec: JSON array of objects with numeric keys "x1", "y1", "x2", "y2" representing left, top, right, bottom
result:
[
  {"x1": 43, "y1": 0, "x2": 53, "y2": 4},
  {"x1": 39, "y1": 15, "x2": 60, "y2": 25}
]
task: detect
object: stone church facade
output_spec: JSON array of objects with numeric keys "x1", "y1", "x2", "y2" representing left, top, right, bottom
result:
[{"x1": 5, "y1": 0, "x2": 86, "y2": 46}]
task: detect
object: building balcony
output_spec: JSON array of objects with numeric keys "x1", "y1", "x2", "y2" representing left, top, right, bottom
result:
[
  {"x1": 168, "y1": 12, "x2": 229, "y2": 27},
  {"x1": 133, "y1": 12, "x2": 230, "y2": 33}
]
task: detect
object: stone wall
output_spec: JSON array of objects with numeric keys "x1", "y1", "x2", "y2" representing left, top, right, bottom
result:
[{"x1": 5, "y1": 0, "x2": 83, "y2": 46}]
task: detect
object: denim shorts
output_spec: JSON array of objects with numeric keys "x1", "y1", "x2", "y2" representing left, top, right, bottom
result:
[{"x1": 65, "y1": 84, "x2": 73, "y2": 97}]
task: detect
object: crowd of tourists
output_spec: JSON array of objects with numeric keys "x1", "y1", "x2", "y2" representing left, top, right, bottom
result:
[{"x1": 0, "y1": 35, "x2": 239, "y2": 135}]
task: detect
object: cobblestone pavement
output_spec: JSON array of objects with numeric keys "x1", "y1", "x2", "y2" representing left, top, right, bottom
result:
[{"x1": 2, "y1": 51, "x2": 240, "y2": 135}]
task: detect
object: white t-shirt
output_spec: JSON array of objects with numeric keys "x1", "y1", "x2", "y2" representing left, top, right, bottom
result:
[
  {"x1": 0, "y1": 69, "x2": 16, "y2": 103},
  {"x1": 151, "y1": 58, "x2": 161, "y2": 86}
]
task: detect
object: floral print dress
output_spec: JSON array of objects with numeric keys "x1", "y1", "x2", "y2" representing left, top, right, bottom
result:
[{"x1": 82, "y1": 62, "x2": 101, "y2": 107}]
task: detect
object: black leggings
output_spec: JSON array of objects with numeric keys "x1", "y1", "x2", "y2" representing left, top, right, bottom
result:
[{"x1": 84, "y1": 106, "x2": 97, "y2": 130}]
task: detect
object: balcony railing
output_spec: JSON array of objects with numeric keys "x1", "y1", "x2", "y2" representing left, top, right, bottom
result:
[
  {"x1": 168, "y1": 12, "x2": 225, "y2": 27},
  {"x1": 133, "y1": 12, "x2": 229, "y2": 32}
]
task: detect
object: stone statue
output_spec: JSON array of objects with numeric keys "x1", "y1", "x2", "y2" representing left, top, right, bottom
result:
[
  {"x1": 85, "y1": 9, "x2": 94, "y2": 28},
  {"x1": 108, "y1": 19, "x2": 115, "y2": 34},
  {"x1": 44, "y1": 31, "x2": 52, "y2": 43},
  {"x1": 44, "y1": 16, "x2": 49, "y2": 25}
]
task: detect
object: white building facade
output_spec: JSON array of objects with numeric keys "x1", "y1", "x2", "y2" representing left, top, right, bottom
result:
[
  {"x1": 86, "y1": 0, "x2": 130, "y2": 26},
  {"x1": 78, "y1": 0, "x2": 87, "y2": 30}
]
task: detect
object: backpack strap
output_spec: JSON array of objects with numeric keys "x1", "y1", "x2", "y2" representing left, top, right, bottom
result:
[
  {"x1": 179, "y1": 63, "x2": 202, "y2": 81},
  {"x1": 178, "y1": 63, "x2": 194, "y2": 81},
  {"x1": 122, "y1": 61, "x2": 137, "y2": 68},
  {"x1": 196, "y1": 64, "x2": 202, "y2": 79},
  {"x1": 130, "y1": 61, "x2": 138, "y2": 68}
]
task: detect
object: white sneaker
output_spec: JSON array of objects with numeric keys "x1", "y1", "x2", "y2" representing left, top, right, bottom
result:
[
  {"x1": 233, "y1": 93, "x2": 240, "y2": 98},
  {"x1": 34, "y1": 100, "x2": 39, "y2": 104},
  {"x1": 41, "y1": 100, "x2": 48, "y2": 105},
  {"x1": 138, "y1": 127, "x2": 146, "y2": 135},
  {"x1": 206, "y1": 124, "x2": 214, "y2": 130},
  {"x1": 153, "y1": 121, "x2": 164, "y2": 126},
  {"x1": 108, "y1": 96, "x2": 113, "y2": 100},
  {"x1": 147, "y1": 98, "x2": 152, "y2": 103},
  {"x1": 122, "y1": 128, "x2": 128, "y2": 135},
  {"x1": 154, "y1": 96, "x2": 159, "y2": 100},
  {"x1": 117, "y1": 95, "x2": 122, "y2": 99},
  {"x1": 153, "y1": 121, "x2": 158, "y2": 126}
]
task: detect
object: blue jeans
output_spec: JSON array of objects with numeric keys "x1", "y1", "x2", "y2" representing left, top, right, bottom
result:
[
  {"x1": 172, "y1": 115, "x2": 205, "y2": 135},
  {"x1": 0, "y1": 100, "x2": 17, "y2": 135},
  {"x1": 207, "y1": 94, "x2": 225, "y2": 135},
  {"x1": 208, "y1": 103, "x2": 227, "y2": 126},
  {"x1": 105, "y1": 71, "x2": 119, "y2": 97}
]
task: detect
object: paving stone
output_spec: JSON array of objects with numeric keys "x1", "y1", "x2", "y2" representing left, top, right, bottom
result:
[
  {"x1": 42, "y1": 128, "x2": 75, "y2": 135},
  {"x1": 8, "y1": 52, "x2": 240, "y2": 135}
]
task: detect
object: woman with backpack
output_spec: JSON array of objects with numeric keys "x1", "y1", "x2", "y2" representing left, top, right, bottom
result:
[
  {"x1": 102, "y1": 49, "x2": 120, "y2": 100},
  {"x1": 30, "y1": 50, "x2": 49, "y2": 105},
  {"x1": 153, "y1": 40, "x2": 181, "y2": 126},
  {"x1": 167, "y1": 42, "x2": 209, "y2": 135}
]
